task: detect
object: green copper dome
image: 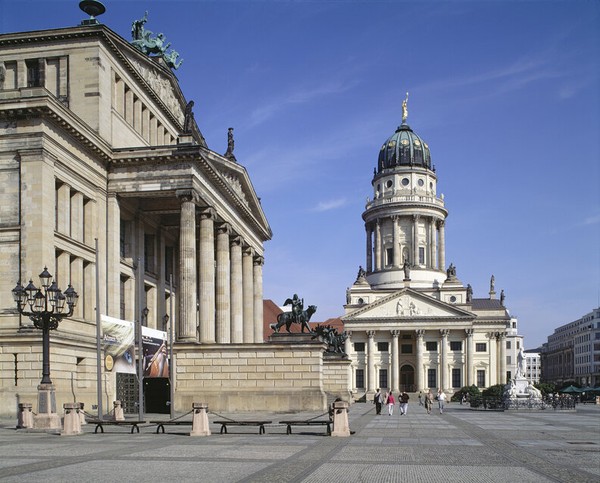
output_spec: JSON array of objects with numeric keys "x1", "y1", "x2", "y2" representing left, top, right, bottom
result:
[{"x1": 377, "y1": 122, "x2": 432, "y2": 172}]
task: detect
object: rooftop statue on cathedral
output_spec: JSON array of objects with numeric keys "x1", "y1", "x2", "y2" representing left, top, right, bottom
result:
[{"x1": 130, "y1": 11, "x2": 183, "y2": 69}]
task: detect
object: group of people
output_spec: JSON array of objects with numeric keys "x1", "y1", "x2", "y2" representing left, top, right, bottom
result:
[{"x1": 374, "y1": 388, "x2": 447, "y2": 415}]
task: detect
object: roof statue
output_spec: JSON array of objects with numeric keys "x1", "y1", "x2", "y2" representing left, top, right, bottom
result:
[
  {"x1": 183, "y1": 101, "x2": 194, "y2": 133},
  {"x1": 130, "y1": 12, "x2": 183, "y2": 70},
  {"x1": 490, "y1": 274, "x2": 495, "y2": 292},
  {"x1": 402, "y1": 91, "x2": 409, "y2": 123},
  {"x1": 224, "y1": 127, "x2": 237, "y2": 161}
]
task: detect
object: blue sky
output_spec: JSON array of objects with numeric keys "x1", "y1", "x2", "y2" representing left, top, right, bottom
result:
[{"x1": 2, "y1": 0, "x2": 598, "y2": 349}]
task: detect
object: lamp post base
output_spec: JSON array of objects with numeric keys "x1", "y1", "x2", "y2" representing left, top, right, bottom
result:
[{"x1": 33, "y1": 383, "x2": 61, "y2": 430}]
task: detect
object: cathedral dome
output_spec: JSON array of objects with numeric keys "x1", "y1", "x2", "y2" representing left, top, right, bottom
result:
[{"x1": 377, "y1": 122, "x2": 432, "y2": 172}]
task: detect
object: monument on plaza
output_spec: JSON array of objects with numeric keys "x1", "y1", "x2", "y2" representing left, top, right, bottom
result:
[
  {"x1": 270, "y1": 294, "x2": 317, "y2": 333},
  {"x1": 503, "y1": 348, "x2": 543, "y2": 408}
]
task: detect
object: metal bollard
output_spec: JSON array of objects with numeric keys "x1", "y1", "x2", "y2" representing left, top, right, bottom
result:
[{"x1": 190, "y1": 402, "x2": 211, "y2": 436}]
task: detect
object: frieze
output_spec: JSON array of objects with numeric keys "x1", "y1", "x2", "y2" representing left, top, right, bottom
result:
[
  {"x1": 126, "y1": 56, "x2": 183, "y2": 125},
  {"x1": 220, "y1": 171, "x2": 249, "y2": 207}
]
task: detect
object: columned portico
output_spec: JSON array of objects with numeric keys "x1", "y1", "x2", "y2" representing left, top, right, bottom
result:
[
  {"x1": 215, "y1": 223, "x2": 231, "y2": 343},
  {"x1": 230, "y1": 236, "x2": 243, "y2": 343},
  {"x1": 253, "y1": 256, "x2": 264, "y2": 343},
  {"x1": 242, "y1": 246, "x2": 254, "y2": 343}
]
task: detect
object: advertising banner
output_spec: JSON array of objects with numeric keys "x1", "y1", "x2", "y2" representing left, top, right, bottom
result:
[
  {"x1": 100, "y1": 315, "x2": 135, "y2": 374},
  {"x1": 142, "y1": 326, "x2": 169, "y2": 378}
]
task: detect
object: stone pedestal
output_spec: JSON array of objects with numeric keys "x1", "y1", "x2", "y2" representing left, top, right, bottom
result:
[
  {"x1": 34, "y1": 384, "x2": 61, "y2": 430},
  {"x1": 113, "y1": 400, "x2": 125, "y2": 421},
  {"x1": 189, "y1": 402, "x2": 211, "y2": 436},
  {"x1": 331, "y1": 400, "x2": 350, "y2": 437},
  {"x1": 61, "y1": 403, "x2": 82, "y2": 436},
  {"x1": 17, "y1": 403, "x2": 34, "y2": 429}
]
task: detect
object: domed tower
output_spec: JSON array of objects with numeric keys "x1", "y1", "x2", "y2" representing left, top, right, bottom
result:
[{"x1": 362, "y1": 95, "x2": 448, "y2": 289}]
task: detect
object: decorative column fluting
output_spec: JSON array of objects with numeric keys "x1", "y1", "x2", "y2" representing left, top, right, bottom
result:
[
  {"x1": 413, "y1": 214, "x2": 420, "y2": 266},
  {"x1": 439, "y1": 329, "x2": 449, "y2": 390},
  {"x1": 367, "y1": 330, "x2": 376, "y2": 393},
  {"x1": 215, "y1": 223, "x2": 231, "y2": 343},
  {"x1": 198, "y1": 208, "x2": 216, "y2": 343},
  {"x1": 391, "y1": 330, "x2": 400, "y2": 392},
  {"x1": 366, "y1": 225, "x2": 373, "y2": 272},
  {"x1": 438, "y1": 220, "x2": 446, "y2": 271},
  {"x1": 392, "y1": 216, "x2": 400, "y2": 267},
  {"x1": 177, "y1": 190, "x2": 197, "y2": 341},
  {"x1": 465, "y1": 329, "x2": 474, "y2": 386},
  {"x1": 242, "y1": 246, "x2": 254, "y2": 343},
  {"x1": 230, "y1": 236, "x2": 243, "y2": 343},
  {"x1": 415, "y1": 329, "x2": 425, "y2": 391},
  {"x1": 374, "y1": 221, "x2": 381, "y2": 271},
  {"x1": 253, "y1": 256, "x2": 264, "y2": 343}
]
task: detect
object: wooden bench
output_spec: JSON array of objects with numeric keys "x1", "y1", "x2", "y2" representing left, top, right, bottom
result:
[
  {"x1": 150, "y1": 420, "x2": 193, "y2": 434},
  {"x1": 279, "y1": 419, "x2": 332, "y2": 435},
  {"x1": 87, "y1": 419, "x2": 146, "y2": 434},
  {"x1": 213, "y1": 420, "x2": 272, "y2": 435}
]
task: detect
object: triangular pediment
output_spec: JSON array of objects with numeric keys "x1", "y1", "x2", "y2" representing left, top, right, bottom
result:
[{"x1": 343, "y1": 288, "x2": 474, "y2": 321}]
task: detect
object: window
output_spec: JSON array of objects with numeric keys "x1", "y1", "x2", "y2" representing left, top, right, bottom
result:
[
  {"x1": 427, "y1": 369, "x2": 436, "y2": 388},
  {"x1": 477, "y1": 370, "x2": 485, "y2": 387},
  {"x1": 476, "y1": 343, "x2": 487, "y2": 352},
  {"x1": 144, "y1": 234, "x2": 155, "y2": 273},
  {"x1": 379, "y1": 369, "x2": 388, "y2": 389},
  {"x1": 386, "y1": 248, "x2": 393, "y2": 266},
  {"x1": 355, "y1": 369, "x2": 364, "y2": 389},
  {"x1": 377, "y1": 342, "x2": 389, "y2": 352},
  {"x1": 419, "y1": 247, "x2": 425, "y2": 265},
  {"x1": 354, "y1": 342, "x2": 365, "y2": 352},
  {"x1": 426, "y1": 341, "x2": 437, "y2": 351},
  {"x1": 517, "y1": 341, "x2": 520, "y2": 349},
  {"x1": 26, "y1": 59, "x2": 41, "y2": 87},
  {"x1": 401, "y1": 344, "x2": 413, "y2": 354},
  {"x1": 452, "y1": 368, "x2": 461, "y2": 388},
  {"x1": 450, "y1": 341, "x2": 462, "y2": 351},
  {"x1": 506, "y1": 341, "x2": 511, "y2": 350},
  {"x1": 507, "y1": 356, "x2": 511, "y2": 365}
]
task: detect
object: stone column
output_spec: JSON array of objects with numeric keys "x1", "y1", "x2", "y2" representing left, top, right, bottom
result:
[
  {"x1": 498, "y1": 332, "x2": 507, "y2": 384},
  {"x1": 230, "y1": 236, "x2": 243, "y2": 343},
  {"x1": 439, "y1": 329, "x2": 449, "y2": 390},
  {"x1": 428, "y1": 218, "x2": 435, "y2": 269},
  {"x1": 374, "y1": 221, "x2": 381, "y2": 271},
  {"x1": 56, "y1": 182, "x2": 70, "y2": 236},
  {"x1": 413, "y1": 215, "x2": 420, "y2": 266},
  {"x1": 488, "y1": 332, "x2": 497, "y2": 386},
  {"x1": 465, "y1": 329, "x2": 474, "y2": 386},
  {"x1": 367, "y1": 331, "x2": 376, "y2": 393},
  {"x1": 415, "y1": 329, "x2": 425, "y2": 391},
  {"x1": 366, "y1": 225, "x2": 373, "y2": 273},
  {"x1": 438, "y1": 220, "x2": 446, "y2": 271},
  {"x1": 177, "y1": 190, "x2": 197, "y2": 342},
  {"x1": 391, "y1": 330, "x2": 400, "y2": 392},
  {"x1": 198, "y1": 208, "x2": 215, "y2": 344},
  {"x1": 242, "y1": 246, "x2": 254, "y2": 343},
  {"x1": 253, "y1": 256, "x2": 264, "y2": 343},
  {"x1": 345, "y1": 331, "x2": 353, "y2": 394},
  {"x1": 392, "y1": 216, "x2": 400, "y2": 267},
  {"x1": 215, "y1": 223, "x2": 231, "y2": 343}
]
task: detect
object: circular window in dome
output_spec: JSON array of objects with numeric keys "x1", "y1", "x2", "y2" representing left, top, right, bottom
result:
[
  {"x1": 388, "y1": 140, "x2": 396, "y2": 148},
  {"x1": 401, "y1": 178, "x2": 410, "y2": 186},
  {"x1": 414, "y1": 139, "x2": 421, "y2": 147},
  {"x1": 418, "y1": 179, "x2": 424, "y2": 187},
  {"x1": 386, "y1": 180, "x2": 393, "y2": 188},
  {"x1": 450, "y1": 296, "x2": 457, "y2": 303},
  {"x1": 401, "y1": 139, "x2": 409, "y2": 146}
]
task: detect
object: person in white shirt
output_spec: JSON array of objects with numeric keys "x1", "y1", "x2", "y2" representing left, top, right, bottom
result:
[{"x1": 437, "y1": 389, "x2": 447, "y2": 414}]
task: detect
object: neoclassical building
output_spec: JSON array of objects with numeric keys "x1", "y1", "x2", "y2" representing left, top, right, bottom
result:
[
  {"x1": 342, "y1": 104, "x2": 513, "y2": 397},
  {"x1": 0, "y1": 10, "x2": 298, "y2": 418}
]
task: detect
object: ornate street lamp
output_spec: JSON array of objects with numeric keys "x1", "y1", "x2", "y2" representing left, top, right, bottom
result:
[{"x1": 12, "y1": 268, "x2": 78, "y2": 428}]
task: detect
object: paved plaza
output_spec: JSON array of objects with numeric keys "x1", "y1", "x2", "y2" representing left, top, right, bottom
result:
[{"x1": 0, "y1": 403, "x2": 598, "y2": 482}]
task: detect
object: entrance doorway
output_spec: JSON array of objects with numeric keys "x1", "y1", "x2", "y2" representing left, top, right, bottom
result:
[
  {"x1": 400, "y1": 364, "x2": 415, "y2": 392},
  {"x1": 144, "y1": 378, "x2": 170, "y2": 414}
]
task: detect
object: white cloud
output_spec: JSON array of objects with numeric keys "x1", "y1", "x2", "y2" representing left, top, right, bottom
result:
[{"x1": 312, "y1": 198, "x2": 347, "y2": 212}]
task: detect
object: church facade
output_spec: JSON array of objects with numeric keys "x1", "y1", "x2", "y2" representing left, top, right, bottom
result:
[{"x1": 342, "y1": 103, "x2": 513, "y2": 398}]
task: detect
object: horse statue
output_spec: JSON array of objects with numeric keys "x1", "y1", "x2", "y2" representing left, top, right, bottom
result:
[
  {"x1": 312, "y1": 324, "x2": 347, "y2": 354},
  {"x1": 270, "y1": 305, "x2": 317, "y2": 333}
]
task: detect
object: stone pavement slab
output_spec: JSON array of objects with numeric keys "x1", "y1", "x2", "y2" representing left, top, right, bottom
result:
[{"x1": 0, "y1": 404, "x2": 598, "y2": 482}]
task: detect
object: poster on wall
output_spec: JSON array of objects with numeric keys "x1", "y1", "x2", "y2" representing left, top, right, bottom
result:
[
  {"x1": 142, "y1": 326, "x2": 169, "y2": 378},
  {"x1": 100, "y1": 315, "x2": 135, "y2": 374}
]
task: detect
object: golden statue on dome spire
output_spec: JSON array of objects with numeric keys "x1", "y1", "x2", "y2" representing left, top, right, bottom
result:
[{"x1": 402, "y1": 92, "x2": 409, "y2": 123}]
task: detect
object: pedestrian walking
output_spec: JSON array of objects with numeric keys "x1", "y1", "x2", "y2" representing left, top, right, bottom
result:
[
  {"x1": 437, "y1": 388, "x2": 447, "y2": 414},
  {"x1": 373, "y1": 388, "x2": 383, "y2": 415},
  {"x1": 425, "y1": 389, "x2": 433, "y2": 414},
  {"x1": 386, "y1": 391, "x2": 395, "y2": 416},
  {"x1": 418, "y1": 391, "x2": 423, "y2": 406},
  {"x1": 399, "y1": 391, "x2": 409, "y2": 415}
]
